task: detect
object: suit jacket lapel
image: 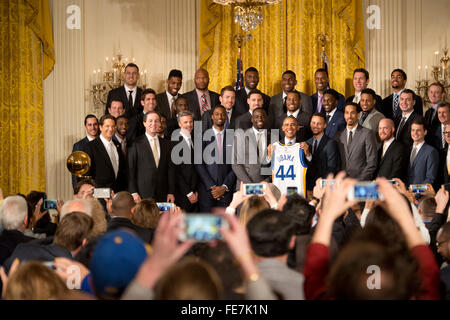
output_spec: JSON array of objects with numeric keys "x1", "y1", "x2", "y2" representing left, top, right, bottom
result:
[
  {"x1": 412, "y1": 145, "x2": 425, "y2": 168},
  {"x1": 347, "y1": 126, "x2": 361, "y2": 157},
  {"x1": 96, "y1": 138, "x2": 115, "y2": 173}
]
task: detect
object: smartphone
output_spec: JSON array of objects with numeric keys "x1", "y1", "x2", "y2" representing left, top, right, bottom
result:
[
  {"x1": 286, "y1": 186, "x2": 298, "y2": 197},
  {"x1": 347, "y1": 182, "x2": 384, "y2": 201},
  {"x1": 93, "y1": 188, "x2": 111, "y2": 199},
  {"x1": 43, "y1": 199, "x2": 57, "y2": 210},
  {"x1": 244, "y1": 183, "x2": 265, "y2": 196},
  {"x1": 179, "y1": 214, "x2": 229, "y2": 242},
  {"x1": 156, "y1": 202, "x2": 175, "y2": 211},
  {"x1": 321, "y1": 179, "x2": 335, "y2": 188},
  {"x1": 42, "y1": 261, "x2": 56, "y2": 269},
  {"x1": 409, "y1": 184, "x2": 428, "y2": 193},
  {"x1": 388, "y1": 180, "x2": 398, "y2": 185},
  {"x1": 444, "y1": 183, "x2": 450, "y2": 192}
]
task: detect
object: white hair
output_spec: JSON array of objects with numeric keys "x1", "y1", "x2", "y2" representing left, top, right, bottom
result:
[
  {"x1": 0, "y1": 196, "x2": 28, "y2": 230},
  {"x1": 60, "y1": 199, "x2": 93, "y2": 220}
]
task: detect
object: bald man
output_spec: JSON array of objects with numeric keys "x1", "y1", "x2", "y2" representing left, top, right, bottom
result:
[
  {"x1": 182, "y1": 68, "x2": 220, "y2": 120},
  {"x1": 376, "y1": 118, "x2": 408, "y2": 180}
]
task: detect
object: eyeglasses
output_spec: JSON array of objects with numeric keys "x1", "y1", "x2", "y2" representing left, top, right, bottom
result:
[
  {"x1": 436, "y1": 239, "x2": 449, "y2": 248},
  {"x1": 444, "y1": 131, "x2": 450, "y2": 136}
]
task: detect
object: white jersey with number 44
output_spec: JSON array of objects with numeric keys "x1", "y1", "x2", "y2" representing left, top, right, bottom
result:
[{"x1": 271, "y1": 142, "x2": 307, "y2": 196}]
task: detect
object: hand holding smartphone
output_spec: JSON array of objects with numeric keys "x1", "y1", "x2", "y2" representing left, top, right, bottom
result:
[
  {"x1": 243, "y1": 183, "x2": 265, "y2": 196},
  {"x1": 43, "y1": 200, "x2": 58, "y2": 210},
  {"x1": 347, "y1": 182, "x2": 384, "y2": 201},
  {"x1": 93, "y1": 188, "x2": 112, "y2": 199},
  {"x1": 179, "y1": 214, "x2": 229, "y2": 242},
  {"x1": 156, "y1": 202, "x2": 175, "y2": 211}
]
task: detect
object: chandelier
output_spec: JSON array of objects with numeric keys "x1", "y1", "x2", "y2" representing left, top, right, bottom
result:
[{"x1": 213, "y1": 0, "x2": 282, "y2": 33}]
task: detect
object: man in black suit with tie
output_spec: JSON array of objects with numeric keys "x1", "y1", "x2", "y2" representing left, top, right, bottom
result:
[
  {"x1": 235, "y1": 89, "x2": 270, "y2": 131},
  {"x1": 274, "y1": 91, "x2": 309, "y2": 141},
  {"x1": 112, "y1": 115, "x2": 129, "y2": 158},
  {"x1": 323, "y1": 89, "x2": 346, "y2": 139},
  {"x1": 127, "y1": 88, "x2": 157, "y2": 146},
  {"x1": 301, "y1": 113, "x2": 339, "y2": 194},
  {"x1": 195, "y1": 105, "x2": 236, "y2": 212},
  {"x1": 84, "y1": 115, "x2": 127, "y2": 192},
  {"x1": 182, "y1": 68, "x2": 220, "y2": 121},
  {"x1": 345, "y1": 68, "x2": 382, "y2": 110},
  {"x1": 376, "y1": 118, "x2": 407, "y2": 180},
  {"x1": 380, "y1": 69, "x2": 423, "y2": 119},
  {"x1": 171, "y1": 110, "x2": 198, "y2": 212},
  {"x1": 426, "y1": 101, "x2": 449, "y2": 151},
  {"x1": 235, "y1": 67, "x2": 270, "y2": 115},
  {"x1": 127, "y1": 111, "x2": 175, "y2": 203},
  {"x1": 394, "y1": 89, "x2": 423, "y2": 147},
  {"x1": 424, "y1": 82, "x2": 446, "y2": 131},
  {"x1": 202, "y1": 86, "x2": 241, "y2": 132},
  {"x1": 106, "y1": 63, "x2": 143, "y2": 118},
  {"x1": 166, "y1": 96, "x2": 189, "y2": 138},
  {"x1": 72, "y1": 114, "x2": 98, "y2": 188},
  {"x1": 311, "y1": 68, "x2": 346, "y2": 114},
  {"x1": 155, "y1": 69, "x2": 183, "y2": 120},
  {"x1": 269, "y1": 70, "x2": 312, "y2": 123}
]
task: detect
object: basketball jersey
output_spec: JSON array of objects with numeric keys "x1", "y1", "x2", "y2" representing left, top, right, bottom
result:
[{"x1": 271, "y1": 142, "x2": 308, "y2": 196}]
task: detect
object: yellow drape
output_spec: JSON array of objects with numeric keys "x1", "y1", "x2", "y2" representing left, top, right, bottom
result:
[
  {"x1": 200, "y1": 0, "x2": 365, "y2": 97},
  {"x1": 0, "y1": 0, "x2": 54, "y2": 196}
]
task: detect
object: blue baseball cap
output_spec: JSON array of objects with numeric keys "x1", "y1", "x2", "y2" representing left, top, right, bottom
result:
[{"x1": 90, "y1": 229, "x2": 149, "y2": 298}]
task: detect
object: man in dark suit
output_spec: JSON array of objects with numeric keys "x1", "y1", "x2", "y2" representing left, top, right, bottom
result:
[
  {"x1": 406, "y1": 118, "x2": 439, "y2": 186},
  {"x1": 105, "y1": 63, "x2": 143, "y2": 118},
  {"x1": 84, "y1": 115, "x2": 127, "y2": 192},
  {"x1": 195, "y1": 105, "x2": 236, "y2": 212},
  {"x1": 112, "y1": 115, "x2": 129, "y2": 158},
  {"x1": 345, "y1": 68, "x2": 382, "y2": 111},
  {"x1": 127, "y1": 111, "x2": 175, "y2": 203},
  {"x1": 269, "y1": 70, "x2": 312, "y2": 123},
  {"x1": 426, "y1": 102, "x2": 450, "y2": 151},
  {"x1": 127, "y1": 88, "x2": 157, "y2": 145},
  {"x1": 323, "y1": 89, "x2": 346, "y2": 139},
  {"x1": 274, "y1": 91, "x2": 310, "y2": 141},
  {"x1": 424, "y1": 82, "x2": 446, "y2": 131},
  {"x1": 335, "y1": 103, "x2": 378, "y2": 180},
  {"x1": 235, "y1": 67, "x2": 270, "y2": 115},
  {"x1": 72, "y1": 114, "x2": 99, "y2": 188},
  {"x1": 438, "y1": 124, "x2": 450, "y2": 186},
  {"x1": 235, "y1": 89, "x2": 271, "y2": 131},
  {"x1": 376, "y1": 118, "x2": 407, "y2": 180},
  {"x1": 202, "y1": 86, "x2": 241, "y2": 132},
  {"x1": 380, "y1": 69, "x2": 423, "y2": 119},
  {"x1": 182, "y1": 68, "x2": 220, "y2": 121},
  {"x1": 171, "y1": 110, "x2": 198, "y2": 212},
  {"x1": 155, "y1": 69, "x2": 183, "y2": 120},
  {"x1": 301, "y1": 113, "x2": 339, "y2": 193},
  {"x1": 311, "y1": 68, "x2": 346, "y2": 113},
  {"x1": 394, "y1": 89, "x2": 423, "y2": 147},
  {"x1": 166, "y1": 96, "x2": 189, "y2": 138}
]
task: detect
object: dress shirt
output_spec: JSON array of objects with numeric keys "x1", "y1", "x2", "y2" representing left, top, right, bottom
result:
[
  {"x1": 401, "y1": 110, "x2": 414, "y2": 122},
  {"x1": 284, "y1": 137, "x2": 296, "y2": 145},
  {"x1": 346, "y1": 125, "x2": 358, "y2": 144},
  {"x1": 196, "y1": 89, "x2": 211, "y2": 113},
  {"x1": 180, "y1": 131, "x2": 193, "y2": 149},
  {"x1": 87, "y1": 135, "x2": 95, "y2": 142},
  {"x1": 306, "y1": 133, "x2": 324, "y2": 161},
  {"x1": 326, "y1": 107, "x2": 337, "y2": 122},
  {"x1": 353, "y1": 92, "x2": 361, "y2": 104},
  {"x1": 287, "y1": 109, "x2": 300, "y2": 119},
  {"x1": 382, "y1": 137, "x2": 395, "y2": 157},
  {"x1": 411, "y1": 141, "x2": 425, "y2": 158},
  {"x1": 124, "y1": 84, "x2": 137, "y2": 106}
]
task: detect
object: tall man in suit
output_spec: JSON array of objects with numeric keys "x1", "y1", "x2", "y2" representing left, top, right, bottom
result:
[
  {"x1": 335, "y1": 102, "x2": 378, "y2": 180},
  {"x1": 438, "y1": 124, "x2": 450, "y2": 186},
  {"x1": 269, "y1": 70, "x2": 312, "y2": 122},
  {"x1": 235, "y1": 89, "x2": 270, "y2": 130},
  {"x1": 380, "y1": 69, "x2": 423, "y2": 119},
  {"x1": 127, "y1": 88, "x2": 157, "y2": 145},
  {"x1": 323, "y1": 89, "x2": 346, "y2": 138},
  {"x1": 426, "y1": 100, "x2": 449, "y2": 151},
  {"x1": 106, "y1": 63, "x2": 143, "y2": 118},
  {"x1": 202, "y1": 86, "x2": 241, "y2": 131},
  {"x1": 311, "y1": 68, "x2": 346, "y2": 113},
  {"x1": 394, "y1": 89, "x2": 423, "y2": 147},
  {"x1": 376, "y1": 118, "x2": 407, "y2": 180},
  {"x1": 235, "y1": 67, "x2": 271, "y2": 115},
  {"x1": 359, "y1": 88, "x2": 385, "y2": 142},
  {"x1": 232, "y1": 108, "x2": 269, "y2": 189},
  {"x1": 346, "y1": 68, "x2": 382, "y2": 109},
  {"x1": 72, "y1": 114, "x2": 98, "y2": 188},
  {"x1": 182, "y1": 68, "x2": 220, "y2": 120},
  {"x1": 127, "y1": 111, "x2": 175, "y2": 203},
  {"x1": 406, "y1": 118, "x2": 439, "y2": 186},
  {"x1": 84, "y1": 115, "x2": 127, "y2": 192},
  {"x1": 172, "y1": 110, "x2": 198, "y2": 212},
  {"x1": 155, "y1": 69, "x2": 183, "y2": 120},
  {"x1": 301, "y1": 113, "x2": 339, "y2": 193},
  {"x1": 274, "y1": 91, "x2": 309, "y2": 141},
  {"x1": 424, "y1": 82, "x2": 446, "y2": 130},
  {"x1": 195, "y1": 105, "x2": 236, "y2": 212}
]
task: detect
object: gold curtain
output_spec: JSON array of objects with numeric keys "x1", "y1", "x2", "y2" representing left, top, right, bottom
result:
[
  {"x1": 0, "y1": 0, "x2": 54, "y2": 196},
  {"x1": 200, "y1": 0, "x2": 365, "y2": 97}
]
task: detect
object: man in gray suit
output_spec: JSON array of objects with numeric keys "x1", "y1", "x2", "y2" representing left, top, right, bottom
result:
[
  {"x1": 336, "y1": 102, "x2": 378, "y2": 180},
  {"x1": 232, "y1": 108, "x2": 270, "y2": 189},
  {"x1": 269, "y1": 70, "x2": 312, "y2": 126},
  {"x1": 359, "y1": 88, "x2": 384, "y2": 145}
]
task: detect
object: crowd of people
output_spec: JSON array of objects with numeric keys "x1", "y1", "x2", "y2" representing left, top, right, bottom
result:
[{"x1": 0, "y1": 63, "x2": 449, "y2": 300}]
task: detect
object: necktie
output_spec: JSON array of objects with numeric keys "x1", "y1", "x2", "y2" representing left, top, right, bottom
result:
[
  {"x1": 393, "y1": 93, "x2": 399, "y2": 117},
  {"x1": 317, "y1": 95, "x2": 323, "y2": 113},
  {"x1": 216, "y1": 132, "x2": 222, "y2": 159},
  {"x1": 201, "y1": 93, "x2": 209, "y2": 114},
  {"x1": 347, "y1": 130, "x2": 353, "y2": 149},
  {"x1": 225, "y1": 111, "x2": 230, "y2": 128},
  {"x1": 313, "y1": 139, "x2": 318, "y2": 154},
  {"x1": 188, "y1": 137, "x2": 193, "y2": 149},
  {"x1": 410, "y1": 146, "x2": 417, "y2": 166},
  {"x1": 171, "y1": 96, "x2": 176, "y2": 118},
  {"x1": 283, "y1": 96, "x2": 287, "y2": 113},
  {"x1": 396, "y1": 117, "x2": 406, "y2": 139},
  {"x1": 382, "y1": 143, "x2": 387, "y2": 158},
  {"x1": 430, "y1": 108, "x2": 436, "y2": 127},
  {"x1": 108, "y1": 142, "x2": 118, "y2": 177},
  {"x1": 447, "y1": 150, "x2": 450, "y2": 175},
  {"x1": 121, "y1": 139, "x2": 127, "y2": 156},
  {"x1": 326, "y1": 114, "x2": 331, "y2": 124},
  {"x1": 287, "y1": 140, "x2": 293, "y2": 146},
  {"x1": 360, "y1": 112, "x2": 369, "y2": 125},
  {"x1": 128, "y1": 90, "x2": 133, "y2": 110},
  {"x1": 442, "y1": 126, "x2": 446, "y2": 149},
  {"x1": 150, "y1": 138, "x2": 159, "y2": 167},
  {"x1": 257, "y1": 132, "x2": 264, "y2": 159}
]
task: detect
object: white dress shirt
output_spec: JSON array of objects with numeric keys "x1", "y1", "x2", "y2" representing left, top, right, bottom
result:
[
  {"x1": 124, "y1": 84, "x2": 137, "y2": 106},
  {"x1": 287, "y1": 109, "x2": 300, "y2": 119},
  {"x1": 145, "y1": 133, "x2": 160, "y2": 160}
]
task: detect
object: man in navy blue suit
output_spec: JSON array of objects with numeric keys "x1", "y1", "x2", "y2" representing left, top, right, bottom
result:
[
  {"x1": 311, "y1": 68, "x2": 345, "y2": 114},
  {"x1": 407, "y1": 118, "x2": 439, "y2": 186},
  {"x1": 195, "y1": 105, "x2": 236, "y2": 212},
  {"x1": 323, "y1": 89, "x2": 346, "y2": 138}
]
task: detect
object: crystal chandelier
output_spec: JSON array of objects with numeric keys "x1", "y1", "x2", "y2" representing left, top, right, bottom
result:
[{"x1": 214, "y1": 0, "x2": 282, "y2": 33}]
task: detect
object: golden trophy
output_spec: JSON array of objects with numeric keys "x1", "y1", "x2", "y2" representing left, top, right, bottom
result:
[{"x1": 66, "y1": 151, "x2": 91, "y2": 177}]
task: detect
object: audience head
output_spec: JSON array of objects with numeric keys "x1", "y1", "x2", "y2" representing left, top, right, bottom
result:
[
  {"x1": 211, "y1": 105, "x2": 226, "y2": 129},
  {"x1": 238, "y1": 195, "x2": 270, "y2": 226},
  {"x1": 428, "y1": 82, "x2": 445, "y2": 105},
  {"x1": 85, "y1": 198, "x2": 107, "y2": 238},
  {"x1": 437, "y1": 102, "x2": 450, "y2": 125},
  {"x1": 115, "y1": 115, "x2": 129, "y2": 138},
  {"x1": 154, "y1": 257, "x2": 223, "y2": 300},
  {"x1": 310, "y1": 113, "x2": 327, "y2": 137},
  {"x1": 124, "y1": 63, "x2": 139, "y2": 87},
  {"x1": 159, "y1": 114, "x2": 167, "y2": 136},
  {"x1": 245, "y1": 67, "x2": 260, "y2": 90},
  {"x1": 282, "y1": 116, "x2": 300, "y2": 140},
  {"x1": 108, "y1": 100, "x2": 125, "y2": 118},
  {"x1": 344, "y1": 103, "x2": 360, "y2": 128},
  {"x1": 353, "y1": 68, "x2": 370, "y2": 93},
  {"x1": 219, "y1": 86, "x2": 236, "y2": 111},
  {"x1": 247, "y1": 89, "x2": 264, "y2": 111},
  {"x1": 360, "y1": 88, "x2": 377, "y2": 113},
  {"x1": 177, "y1": 110, "x2": 194, "y2": 135},
  {"x1": 60, "y1": 199, "x2": 93, "y2": 220},
  {"x1": 411, "y1": 117, "x2": 427, "y2": 144},
  {"x1": 143, "y1": 111, "x2": 161, "y2": 136},
  {"x1": 174, "y1": 96, "x2": 189, "y2": 114},
  {"x1": 437, "y1": 222, "x2": 450, "y2": 261},
  {"x1": 399, "y1": 89, "x2": 416, "y2": 113},
  {"x1": 323, "y1": 89, "x2": 339, "y2": 113},
  {"x1": 390, "y1": 69, "x2": 407, "y2": 91},
  {"x1": 141, "y1": 88, "x2": 157, "y2": 113},
  {"x1": 131, "y1": 198, "x2": 160, "y2": 229},
  {"x1": 111, "y1": 191, "x2": 135, "y2": 219},
  {"x1": 54, "y1": 211, "x2": 93, "y2": 254},
  {"x1": 73, "y1": 178, "x2": 96, "y2": 199},
  {"x1": 247, "y1": 209, "x2": 296, "y2": 257},
  {"x1": 251, "y1": 108, "x2": 267, "y2": 130},
  {"x1": 194, "y1": 68, "x2": 210, "y2": 91},
  {"x1": 281, "y1": 70, "x2": 297, "y2": 93},
  {"x1": 282, "y1": 194, "x2": 315, "y2": 235},
  {"x1": 84, "y1": 114, "x2": 99, "y2": 138},
  {"x1": 0, "y1": 196, "x2": 28, "y2": 232},
  {"x1": 417, "y1": 196, "x2": 436, "y2": 221},
  {"x1": 314, "y1": 68, "x2": 329, "y2": 92},
  {"x1": 99, "y1": 115, "x2": 116, "y2": 141},
  {"x1": 378, "y1": 118, "x2": 395, "y2": 142},
  {"x1": 167, "y1": 69, "x2": 183, "y2": 96},
  {"x1": 286, "y1": 91, "x2": 301, "y2": 112}
]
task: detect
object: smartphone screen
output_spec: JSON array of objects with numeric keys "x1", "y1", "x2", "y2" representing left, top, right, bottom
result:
[
  {"x1": 93, "y1": 188, "x2": 111, "y2": 199},
  {"x1": 156, "y1": 202, "x2": 174, "y2": 211},
  {"x1": 349, "y1": 183, "x2": 382, "y2": 201},
  {"x1": 43, "y1": 200, "x2": 57, "y2": 210},
  {"x1": 286, "y1": 186, "x2": 298, "y2": 197},
  {"x1": 321, "y1": 179, "x2": 335, "y2": 188},
  {"x1": 410, "y1": 184, "x2": 427, "y2": 193},
  {"x1": 179, "y1": 214, "x2": 229, "y2": 242},
  {"x1": 244, "y1": 183, "x2": 265, "y2": 195}
]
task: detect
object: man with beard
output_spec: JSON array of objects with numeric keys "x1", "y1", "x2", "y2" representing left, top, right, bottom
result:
[
  {"x1": 235, "y1": 67, "x2": 270, "y2": 115},
  {"x1": 113, "y1": 115, "x2": 129, "y2": 157}
]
